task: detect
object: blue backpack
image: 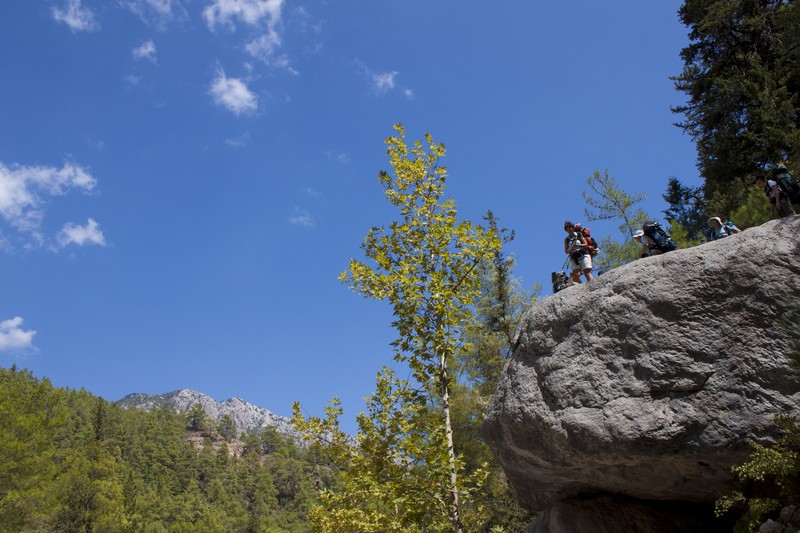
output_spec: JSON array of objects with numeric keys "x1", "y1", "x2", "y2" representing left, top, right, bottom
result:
[
  {"x1": 642, "y1": 221, "x2": 677, "y2": 253},
  {"x1": 710, "y1": 221, "x2": 738, "y2": 240}
]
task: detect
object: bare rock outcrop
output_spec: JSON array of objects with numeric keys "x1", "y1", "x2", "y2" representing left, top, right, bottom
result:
[
  {"x1": 117, "y1": 388, "x2": 298, "y2": 440},
  {"x1": 482, "y1": 217, "x2": 800, "y2": 531}
]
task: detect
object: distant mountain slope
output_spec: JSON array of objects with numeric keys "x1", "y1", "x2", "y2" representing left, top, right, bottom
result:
[{"x1": 116, "y1": 389, "x2": 298, "y2": 440}]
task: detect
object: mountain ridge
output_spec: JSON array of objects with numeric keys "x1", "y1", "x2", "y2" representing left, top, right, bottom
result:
[{"x1": 116, "y1": 388, "x2": 299, "y2": 441}]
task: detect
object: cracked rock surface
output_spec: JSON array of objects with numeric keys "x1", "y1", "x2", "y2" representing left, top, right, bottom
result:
[{"x1": 482, "y1": 217, "x2": 800, "y2": 525}]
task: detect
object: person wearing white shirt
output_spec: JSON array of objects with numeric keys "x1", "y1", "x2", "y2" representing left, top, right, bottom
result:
[{"x1": 754, "y1": 174, "x2": 796, "y2": 218}]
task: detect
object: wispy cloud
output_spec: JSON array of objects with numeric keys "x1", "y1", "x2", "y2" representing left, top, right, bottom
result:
[
  {"x1": 86, "y1": 137, "x2": 106, "y2": 149},
  {"x1": 204, "y1": 0, "x2": 292, "y2": 70},
  {"x1": 325, "y1": 150, "x2": 351, "y2": 165},
  {"x1": 304, "y1": 187, "x2": 321, "y2": 197},
  {"x1": 209, "y1": 68, "x2": 258, "y2": 115},
  {"x1": 57, "y1": 218, "x2": 106, "y2": 248},
  {"x1": 124, "y1": 73, "x2": 142, "y2": 86},
  {"x1": 244, "y1": 30, "x2": 282, "y2": 61},
  {"x1": 52, "y1": 0, "x2": 100, "y2": 32},
  {"x1": 0, "y1": 317, "x2": 36, "y2": 352},
  {"x1": 372, "y1": 71, "x2": 397, "y2": 93},
  {"x1": 356, "y1": 61, "x2": 414, "y2": 98},
  {"x1": 224, "y1": 131, "x2": 251, "y2": 147},
  {"x1": 288, "y1": 208, "x2": 315, "y2": 228},
  {"x1": 132, "y1": 40, "x2": 158, "y2": 63},
  {"x1": 0, "y1": 161, "x2": 98, "y2": 248},
  {"x1": 119, "y1": 0, "x2": 188, "y2": 29}
]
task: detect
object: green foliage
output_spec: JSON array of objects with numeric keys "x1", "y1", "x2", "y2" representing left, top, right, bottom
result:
[
  {"x1": 186, "y1": 402, "x2": 212, "y2": 432},
  {"x1": 716, "y1": 416, "x2": 800, "y2": 532},
  {"x1": 297, "y1": 125, "x2": 503, "y2": 532},
  {"x1": 451, "y1": 231, "x2": 538, "y2": 531},
  {"x1": 662, "y1": 177, "x2": 707, "y2": 239},
  {"x1": 295, "y1": 369, "x2": 490, "y2": 532},
  {"x1": 673, "y1": 0, "x2": 800, "y2": 214},
  {"x1": 667, "y1": 219, "x2": 704, "y2": 250},
  {"x1": 729, "y1": 186, "x2": 774, "y2": 230},
  {"x1": 0, "y1": 367, "x2": 64, "y2": 531},
  {"x1": 0, "y1": 365, "x2": 324, "y2": 532},
  {"x1": 343, "y1": 125, "x2": 501, "y2": 532},
  {"x1": 582, "y1": 170, "x2": 652, "y2": 270},
  {"x1": 218, "y1": 414, "x2": 237, "y2": 442}
]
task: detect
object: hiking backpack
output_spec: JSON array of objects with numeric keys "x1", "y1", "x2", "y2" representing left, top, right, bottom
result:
[
  {"x1": 642, "y1": 221, "x2": 677, "y2": 253},
  {"x1": 710, "y1": 221, "x2": 737, "y2": 241},
  {"x1": 580, "y1": 227, "x2": 599, "y2": 256},
  {"x1": 771, "y1": 166, "x2": 800, "y2": 203},
  {"x1": 551, "y1": 271, "x2": 570, "y2": 294}
]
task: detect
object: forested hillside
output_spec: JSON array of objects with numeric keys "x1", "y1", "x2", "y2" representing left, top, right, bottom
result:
[{"x1": 0, "y1": 366, "x2": 332, "y2": 532}]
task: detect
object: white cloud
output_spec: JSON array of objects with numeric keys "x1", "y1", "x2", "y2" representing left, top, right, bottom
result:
[
  {"x1": 205, "y1": 0, "x2": 290, "y2": 69},
  {"x1": 209, "y1": 68, "x2": 258, "y2": 115},
  {"x1": 57, "y1": 218, "x2": 106, "y2": 248},
  {"x1": 372, "y1": 71, "x2": 397, "y2": 93},
  {"x1": 325, "y1": 150, "x2": 350, "y2": 165},
  {"x1": 52, "y1": 0, "x2": 100, "y2": 32},
  {"x1": 245, "y1": 31, "x2": 282, "y2": 60},
  {"x1": 224, "y1": 131, "x2": 251, "y2": 147},
  {"x1": 86, "y1": 137, "x2": 106, "y2": 149},
  {"x1": 125, "y1": 73, "x2": 142, "y2": 86},
  {"x1": 356, "y1": 61, "x2": 413, "y2": 97},
  {"x1": 132, "y1": 40, "x2": 158, "y2": 63},
  {"x1": 119, "y1": 0, "x2": 188, "y2": 29},
  {"x1": 288, "y1": 208, "x2": 315, "y2": 228},
  {"x1": 0, "y1": 317, "x2": 36, "y2": 352},
  {"x1": 203, "y1": 0, "x2": 284, "y2": 30},
  {"x1": 0, "y1": 161, "x2": 97, "y2": 246}
]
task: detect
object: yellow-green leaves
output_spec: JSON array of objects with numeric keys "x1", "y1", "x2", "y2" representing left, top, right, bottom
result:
[{"x1": 308, "y1": 127, "x2": 503, "y2": 532}]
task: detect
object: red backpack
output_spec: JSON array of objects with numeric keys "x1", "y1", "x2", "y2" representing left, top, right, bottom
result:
[{"x1": 581, "y1": 227, "x2": 599, "y2": 256}]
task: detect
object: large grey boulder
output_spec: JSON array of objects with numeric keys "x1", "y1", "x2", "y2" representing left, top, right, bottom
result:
[{"x1": 482, "y1": 217, "x2": 800, "y2": 529}]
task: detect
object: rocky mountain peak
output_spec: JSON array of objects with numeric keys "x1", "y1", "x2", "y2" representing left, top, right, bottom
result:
[{"x1": 117, "y1": 388, "x2": 298, "y2": 441}]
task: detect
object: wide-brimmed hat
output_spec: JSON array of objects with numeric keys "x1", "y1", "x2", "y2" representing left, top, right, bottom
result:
[{"x1": 708, "y1": 216, "x2": 723, "y2": 226}]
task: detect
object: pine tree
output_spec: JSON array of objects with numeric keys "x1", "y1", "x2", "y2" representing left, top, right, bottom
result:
[
  {"x1": 0, "y1": 368, "x2": 63, "y2": 531},
  {"x1": 662, "y1": 177, "x2": 708, "y2": 239},
  {"x1": 672, "y1": 0, "x2": 800, "y2": 214},
  {"x1": 582, "y1": 170, "x2": 652, "y2": 269}
]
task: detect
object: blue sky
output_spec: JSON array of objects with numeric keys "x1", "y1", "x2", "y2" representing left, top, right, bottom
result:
[{"x1": 1, "y1": 0, "x2": 698, "y2": 432}]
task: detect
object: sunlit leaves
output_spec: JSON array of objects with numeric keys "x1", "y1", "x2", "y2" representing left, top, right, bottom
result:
[{"x1": 299, "y1": 125, "x2": 502, "y2": 532}]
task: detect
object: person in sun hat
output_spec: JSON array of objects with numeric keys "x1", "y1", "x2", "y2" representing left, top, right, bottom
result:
[
  {"x1": 708, "y1": 216, "x2": 741, "y2": 240},
  {"x1": 632, "y1": 229, "x2": 660, "y2": 258}
]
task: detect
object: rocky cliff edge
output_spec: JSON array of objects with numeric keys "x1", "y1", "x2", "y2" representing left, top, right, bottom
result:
[{"x1": 481, "y1": 216, "x2": 800, "y2": 532}]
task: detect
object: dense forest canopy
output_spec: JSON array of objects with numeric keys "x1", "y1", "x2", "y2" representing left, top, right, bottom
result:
[{"x1": 0, "y1": 366, "x2": 331, "y2": 532}]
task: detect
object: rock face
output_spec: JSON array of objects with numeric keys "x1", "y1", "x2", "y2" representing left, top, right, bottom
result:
[
  {"x1": 117, "y1": 388, "x2": 298, "y2": 441},
  {"x1": 482, "y1": 217, "x2": 800, "y2": 531}
]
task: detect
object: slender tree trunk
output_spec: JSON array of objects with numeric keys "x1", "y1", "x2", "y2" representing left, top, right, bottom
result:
[{"x1": 440, "y1": 351, "x2": 463, "y2": 533}]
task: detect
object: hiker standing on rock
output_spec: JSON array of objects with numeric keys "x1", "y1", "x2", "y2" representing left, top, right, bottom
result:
[
  {"x1": 633, "y1": 229, "x2": 660, "y2": 258},
  {"x1": 708, "y1": 217, "x2": 740, "y2": 240},
  {"x1": 564, "y1": 221, "x2": 593, "y2": 283},
  {"x1": 754, "y1": 174, "x2": 796, "y2": 218}
]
